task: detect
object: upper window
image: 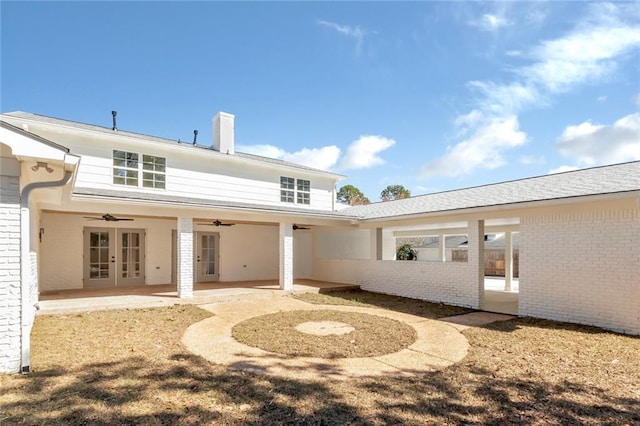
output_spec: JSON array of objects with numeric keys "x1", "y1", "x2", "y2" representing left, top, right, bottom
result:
[
  {"x1": 297, "y1": 179, "x2": 310, "y2": 204},
  {"x1": 281, "y1": 176, "x2": 310, "y2": 205},
  {"x1": 113, "y1": 150, "x2": 166, "y2": 189}
]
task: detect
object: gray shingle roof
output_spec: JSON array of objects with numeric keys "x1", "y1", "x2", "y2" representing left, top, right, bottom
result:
[
  {"x1": 1, "y1": 111, "x2": 346, "y2": 179},
  {"x1": 343, "y1": 161, "x2": 640, "y2": 220}
]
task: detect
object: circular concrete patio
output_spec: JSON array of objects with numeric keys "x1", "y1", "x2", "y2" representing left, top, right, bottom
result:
[{"x1": 182, "y1": 296, "x2": 471, "y2": 381}]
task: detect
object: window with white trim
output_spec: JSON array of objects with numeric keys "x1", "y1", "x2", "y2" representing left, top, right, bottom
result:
[
  {"x1": 296, "y1": 179, "x2": 310, "y2": 204},
  {"x1": 280, "y1": 176, "x2": 310, "y2": 204},
  {"x1": 113, "y1": 150, "x2": 166, "y2": 189}
]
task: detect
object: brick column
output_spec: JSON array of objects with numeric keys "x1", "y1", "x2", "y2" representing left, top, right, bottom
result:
[
  {"x1": 279, "y1": 222, "x2": 293, "y2": 290},
  {"x1": 0, "y1": 175, "x2": 21, "y2": 373},
  {"x1": 176, "y1": 217, "x2": 194, "y2": 298},
  {"x1": 468, "y1": 220, "x2": 485, "y2": 309}
]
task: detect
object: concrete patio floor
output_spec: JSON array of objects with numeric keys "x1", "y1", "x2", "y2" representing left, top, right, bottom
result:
[{"x1": 38, "y1": 279, "x2": 357, "y2": 315}]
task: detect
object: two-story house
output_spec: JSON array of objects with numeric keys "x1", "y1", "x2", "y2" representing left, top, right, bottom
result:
[{"x1": 1, "y1": 110, "x2": 639, "y2": 374}]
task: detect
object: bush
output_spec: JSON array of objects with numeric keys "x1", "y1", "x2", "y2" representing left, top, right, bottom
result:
[{"x1": 396, "y1": 244, "x2": 417, "y2": 261}]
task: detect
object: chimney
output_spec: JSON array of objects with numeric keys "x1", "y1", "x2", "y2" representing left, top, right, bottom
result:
[{"x1": 213, "y1": 112, "x2": 235, "y2": 154}]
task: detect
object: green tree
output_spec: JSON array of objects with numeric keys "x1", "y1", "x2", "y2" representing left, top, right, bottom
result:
[
  {"x1": 337, "y1": 185, "x2": 370, "y2": 206},
  {"x1": 380, "y1": 185, "x2": 411, "y2": 201}
]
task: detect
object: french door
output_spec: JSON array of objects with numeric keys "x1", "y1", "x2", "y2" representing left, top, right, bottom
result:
[
  {"x1": 196, "y1": 232, "x2": 219, "y2": 282},
  {"x1": 83, "y1": 227, "x2": 145, "y2": 287}
]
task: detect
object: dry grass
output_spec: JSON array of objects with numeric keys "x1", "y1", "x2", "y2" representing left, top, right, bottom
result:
[
  {"x1": 294, "y1": 289, "x2": 472, "y2": 318},
  {"x1": 1, "y1": 295, "x2": 639, "y2": 425},
  {"x1": 232, "y1": 310, "x2": 416, "y2": 358}
]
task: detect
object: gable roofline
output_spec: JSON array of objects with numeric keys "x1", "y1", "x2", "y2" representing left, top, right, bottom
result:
[
  {"x1": 343, "y1": 161, "x2": 640, "y2": 220},
  {"x1": 0, "y1": 119, "x2": 70, "y2": 153},
  {"x1": 1, "y1": 111, "x2": 347, "y2": 180}
]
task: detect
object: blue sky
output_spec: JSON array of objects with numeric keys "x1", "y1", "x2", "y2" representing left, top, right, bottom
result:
[{"x1": 2, "y1": 1, "x2": 639, "y2": 201}]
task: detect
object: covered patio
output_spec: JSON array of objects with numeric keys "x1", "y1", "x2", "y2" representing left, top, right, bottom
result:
[{"x1": 38, "y1": 279, "x2": 358, "y2": 315}]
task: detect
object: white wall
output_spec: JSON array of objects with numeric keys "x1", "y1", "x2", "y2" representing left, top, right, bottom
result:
[
  {"x1": 211, "y1": 224, "x2": 279, "y2": 282},
  {"x1": 315, "y1": 229, "x2": 371, "y2": 260},
  {"x1": 520, "y1": 207, "x2": 640, "y2": 335},
  {"x1": 38, "y1": 214, "x2": 284, "y2": 290},
  {"x1": 294, "y1": 231, "x2": 312, "y2": 279},
  {"x1": 0, "y1": 172, "x2": 21, "y2": 373},
  {"x1": 6, "y1": 121, "x2": 337, "y2": 211},
  {"x1": 312, "y1": 222, "x2": 484, "y2": 309}
]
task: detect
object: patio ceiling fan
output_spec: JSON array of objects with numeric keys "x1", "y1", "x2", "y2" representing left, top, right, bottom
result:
[
  {"x1": 84, "y1": 213, "x2": 134, "y2": 222},
  {"x1": 200, "y1": 219, "x2": 235, "y2": 227},
  {"x1": 293, "y1": 224, "x2": 310, "y2": 230}
]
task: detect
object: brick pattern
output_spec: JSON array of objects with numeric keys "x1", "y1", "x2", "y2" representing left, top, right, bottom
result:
[
  {"x1": 314, "y1": 221, "x2": 485, "y2": 310},
  {"x1": 279, "y1": 223, "x2": 293, "y2": 290},
  {"x1": 520, "y1": 209, "x2": 640, "y2": 335},
  {"x1": 176, "y1": 217, "x2": 193, "y2": 298},
  {"x1": 0, "y1": 175, "x2": 21, "y2": 373}
]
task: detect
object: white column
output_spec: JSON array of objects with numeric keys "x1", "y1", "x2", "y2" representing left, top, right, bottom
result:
[
  {"x1": 438, "y1": 234, "x2": 446, "y2": 262},
  {"x1": 381, "y1": 229, "x2": 396, "y2": 260},
  {"x1": 468, "y1": 220, "x2": 485, "y2": 309},
  {"x1": 370, "y1": 228, "x2": 383, "y2": 260},
  {"x1": 176, "y1": 217, "x2": 194, "y2": 298},
  {"x1": 504, "y1": 231, "x2": 513, "y2": 292},
  {"x1": 279, "y1": 222, "x2": 294, "y2": 290}
]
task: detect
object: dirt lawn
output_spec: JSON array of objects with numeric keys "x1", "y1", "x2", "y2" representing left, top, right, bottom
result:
[{"x1": 1, "y1": 290, "x2": 639, "y2": 425}]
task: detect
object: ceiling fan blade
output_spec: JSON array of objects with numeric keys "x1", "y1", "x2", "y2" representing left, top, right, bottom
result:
[
  {"x1": 221, "y1": 223, "x2": 235, "y2": 226},
  {"x1": 84, "y1": 217, "x2": 103, "y2": 220},
  {"x1": 115, "y1": 218, "x2": 135, "y2": 221}
]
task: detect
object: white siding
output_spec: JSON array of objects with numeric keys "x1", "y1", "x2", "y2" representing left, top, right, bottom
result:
[{"x1": 14, "y1": 123, "x2": 337, "y2": 211}]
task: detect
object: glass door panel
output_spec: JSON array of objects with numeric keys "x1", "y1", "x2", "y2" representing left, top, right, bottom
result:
[
  {"x1": 197, "y1": 232, "x2": 219, "y2": 282},
  {"x1": 117, "y1": 229, "x2": 145, "y2": 286},
  {"x1": 83, "y1": 228, "x2": 115, "y2": 287}
]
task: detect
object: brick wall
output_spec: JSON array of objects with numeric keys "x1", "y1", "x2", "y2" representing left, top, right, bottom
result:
[
  {"x1": 313, "y1": 221, "x2": 485, "y2": 309},
  {"x1": 520, "y1": 208, "x2": 640, "y2": 335},
  {"x1": 356, "y1": 259, "x2": 481, "y2": 308},
  {"x1": 0, "y1": 175, "x2": 21, "y2": 373}
]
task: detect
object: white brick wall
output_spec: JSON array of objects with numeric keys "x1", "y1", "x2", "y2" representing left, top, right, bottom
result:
[
  {"x1": 176, "y1": 217, "x2": 193, "y2": 298},
  {"x1": 520, "y1": 208, "x2": 640, "y2": 335},
  {"x1": 279, "y1": 223, "x2": 293, "y2": 290},
  {"x1": 313, "y1": 221, "x2": 485, "y2": 309},
  {"x1": 0, "y1": 175, "x2": 21, "y2": 373}
]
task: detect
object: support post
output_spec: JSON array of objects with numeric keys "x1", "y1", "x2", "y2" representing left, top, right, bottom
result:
[
  {"x1": 504, "y1": 231, "x2": 513, "y2": 292},
  {"x1": 438, "y1": 234, "x2": 446, "y2": 262},
  {"x1": 469, "y1": 220, "x2": 485, "y2": 309},
  {"x1": 279, "y1": 222, "x2": 294, "y2": 290},
  {"x1": 176, "y1": 217, "x2": 194, "y2": 298}
]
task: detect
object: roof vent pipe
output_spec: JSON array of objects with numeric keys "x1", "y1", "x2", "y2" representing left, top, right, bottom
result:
[
  {"x1": 193, "y1": 130, "x2": 198, "y2": 145},
  {"x1": 111, "y1": 110, "x2": 118, "y2": 131}
]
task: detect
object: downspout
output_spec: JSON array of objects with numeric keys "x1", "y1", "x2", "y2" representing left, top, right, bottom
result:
[{"x1": 20, "y1": 168, "x2": 73, "y2": 373}]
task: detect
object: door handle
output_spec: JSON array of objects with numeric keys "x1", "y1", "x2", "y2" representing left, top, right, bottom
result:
[{"x1": 111, "y1": 256, "x2": 115, "y2": 263}]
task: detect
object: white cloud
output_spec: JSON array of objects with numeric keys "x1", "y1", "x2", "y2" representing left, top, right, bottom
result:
[
  {"x1": 421, "y1": 2, "x2": 640, "y2": 180},
  {"x1": 470, "y1": 13, "x2": 511, "y2": 31},
  {"x1": 317, "y1": 20, "x2": 365, "y2": 55},
  {"x1": 237, "y1": 144, "x2": 285, "y2": 159},
  {"x1": 597, "y1": 95, "x2": 608, "y2": 102},
  {"x1": 467, "y1": 80, "x2": 539, "y2": 115},
  {"x1": 548, "y1": 165, "x2": 579, "y2": 174},
  {"x1": 237, "y1": 143, "x2": 341, "y2": 171},
  {"x1": 524, "y1": 24, "x2": 640, "y2": 93},
  {"x1": 506, "y1": 50, "x2": 523, "y2": 57},
  {"x1": 556, "y1": 112, "x2": 640, "y2": 166},
  {"x1": 339, "y1": 135, "x2": 396, "y2": 170},
  {"x1": 283, "y1": 146, "x2": 341, "y2": 170},
  {"x1": 420, "y1": 115, "x2": 526, "y2": 178}
]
